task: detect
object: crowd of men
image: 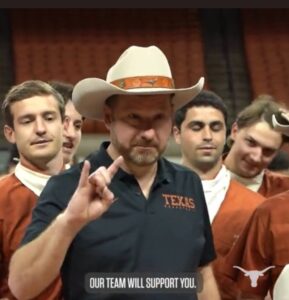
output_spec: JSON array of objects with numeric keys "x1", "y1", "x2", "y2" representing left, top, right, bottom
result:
[{"x1": 1, "y1": 45, "x2": 289, "y2": 300}]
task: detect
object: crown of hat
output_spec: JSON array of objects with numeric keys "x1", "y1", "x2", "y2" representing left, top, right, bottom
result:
[{"x1": 106, "y1": 46, "x2": 173, "y2": 83}]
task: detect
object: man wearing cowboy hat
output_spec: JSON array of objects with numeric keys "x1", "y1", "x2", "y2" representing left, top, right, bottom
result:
[{"x1": 8, "y1": 46, "x2": 220, "y2": 300}]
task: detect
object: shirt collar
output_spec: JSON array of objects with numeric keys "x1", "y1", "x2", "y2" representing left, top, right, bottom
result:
[
  {"x1": 229, "y1": 169, "x2": 264, "y2": 192},
  {"x1": 14, "y1": 162, "x2": 51, "y2": 196}
]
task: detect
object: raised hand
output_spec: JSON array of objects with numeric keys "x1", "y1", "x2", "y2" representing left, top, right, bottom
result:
[{"x1": 64, "y1": 156, "x2": 124, "y2": 230}]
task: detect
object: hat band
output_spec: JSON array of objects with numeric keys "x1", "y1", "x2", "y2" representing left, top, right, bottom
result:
[{"x1": 111, "y1": 76, "x2": 175, "y2": 90}]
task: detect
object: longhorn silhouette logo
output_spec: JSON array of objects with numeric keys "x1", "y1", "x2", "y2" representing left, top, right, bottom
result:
[{"x1": 233, "y1": 266, "x2": 275, "y2": 287}]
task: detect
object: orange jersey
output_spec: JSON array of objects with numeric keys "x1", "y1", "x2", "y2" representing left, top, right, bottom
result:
[
  {"x1": 258, "y1": 169, "x2": 289, "y2": 197},
  {"x1": 212, "y1": 179, "x2": 265, "y2": 300},
  {"x1": 0, "y1": 174, "x2": 62, "y2": 299},
  {"x1": 222, "y1": 190, "x2": 289, "y2": 298}
]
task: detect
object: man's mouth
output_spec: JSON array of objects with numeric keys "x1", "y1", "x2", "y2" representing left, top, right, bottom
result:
[
  {"x1": 63, "y1": 142, "x2": 74, "y2": 149},
  {"x1": 31, "y1": 139, "x2": 50, "y2": 145},
  {"x1": 198, "y1": 145, "x2": 216, "y2": 150}
]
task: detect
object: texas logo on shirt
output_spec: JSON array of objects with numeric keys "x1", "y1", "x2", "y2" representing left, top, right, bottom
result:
[{"x1": 162, "y1": 193, "x2": 196, "y2": 211}]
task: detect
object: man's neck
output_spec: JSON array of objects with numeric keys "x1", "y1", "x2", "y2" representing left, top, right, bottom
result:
[
  {"x1": 181, "y1": 157, "x2": 223, "y2": 180},
  {"x1": 223, "y1": 149, "x2": 235, "y2": 174},
  {"x1": 19, "y1": 152, "x2": 64, "y2": 176},
  {"x1": 107, "y1": 144, "x2": 158, "y2": 199}
]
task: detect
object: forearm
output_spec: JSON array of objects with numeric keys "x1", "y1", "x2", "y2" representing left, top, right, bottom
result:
[
  {"x1": 8, "y1": 158, "x2": 122, "y2": 299},
  {"x1": 8, "y1": 212, "x2": 81, "y2": 300}
]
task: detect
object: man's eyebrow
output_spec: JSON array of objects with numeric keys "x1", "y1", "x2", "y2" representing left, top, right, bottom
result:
[
  {"x1": 17, "y1": 110, "x2": 57, "y2": 119},
  {"x1": 246, "y1": 135, "x2": 279, "y2": 151},
  {"x1": 187, "y1": 120, "x2": 204, "y2": 126},
  {"x1": 43, "y1": 110, "x2": 58, "y2": 115},
  {"x1": 187, "y1": 120, "x2": 223, "y2": 126},
  {"x1": 17, "y1": 114, "x2": 34, "y2": 121}
]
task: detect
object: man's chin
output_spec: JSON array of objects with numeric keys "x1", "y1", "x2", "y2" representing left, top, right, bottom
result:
[
  {"x1": 63, "y1": 147, "x2": 74, "y2": 156},
  {"x1": 62, "y1": 151, "x2": 73, "y2": 164},
  {"x1": 242, "y1": 170, "x2": 261, "y2": 178},
  {"x1": 129, "y1": 153, "x2": 159, "y2": 166}
]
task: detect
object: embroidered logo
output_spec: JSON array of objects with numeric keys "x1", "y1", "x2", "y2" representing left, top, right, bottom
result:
[
  {"x1": 233, "y1": 266, "x2": 275, "y2": 287},
  {"x1": 162, "y1": 194, "x2": 195, "y2": 211}
]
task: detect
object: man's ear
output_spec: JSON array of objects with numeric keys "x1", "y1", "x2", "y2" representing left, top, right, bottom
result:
[
  {"x1": 4, "y1": 125, "x2": 16, "y2": 144},
  {"x1": 173, "y1": 125, "x2": 181, "y2": 145},
  {"x1": 103, "y1": 105, "x2": 113, "y2": 131},
  {"x1": 230, "y1": 122, "x2": 239, "y2": 141}
]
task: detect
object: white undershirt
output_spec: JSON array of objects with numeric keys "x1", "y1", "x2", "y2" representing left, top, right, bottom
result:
[
  {"x1": 229, "y1": 170, "x2": 264, "y2": 192},
  {"x1": 202, "y1": 165, "x2": 231, "y2": 223},
  {"x1": 14, "y1": 163, "x2": 50, "y2": 196}
]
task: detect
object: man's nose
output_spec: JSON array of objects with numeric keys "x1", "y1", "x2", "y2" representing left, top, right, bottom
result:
[
  {"x1": 140, "y1": 127, "x2": 156, "y2": 140},
  {"x1": 202, "y1": 127, "x2": 213, "y2": 141},
  {"x1": 35, "y1": 118, "x2": 46, "y2": 134},
  {"x1": 64, "y1": 124, "x2": 76, "y2": 139},
  {"x1": 64, "y1": 122, "x2": 76, "y2": 139},
  {"x1": 250, "y1": 147, "x2": 262, "y2": 162}
]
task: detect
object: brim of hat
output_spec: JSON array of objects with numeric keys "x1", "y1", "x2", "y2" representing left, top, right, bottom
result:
[
  {"x1": 72, "y1": 77, "x2": 204, "y2": 120},
  {"x1": 272, "y1": 114, "x2": 289, "y2": 137}
]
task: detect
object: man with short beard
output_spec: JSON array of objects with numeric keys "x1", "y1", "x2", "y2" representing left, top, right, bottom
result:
[{"x1": 9, "y1": 46, "x2": 220, "y2": 300}]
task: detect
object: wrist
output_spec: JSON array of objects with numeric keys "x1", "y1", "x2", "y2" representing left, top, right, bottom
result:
[{"x1": 56, "y1": 211, "x2": 86, "y2": 238}]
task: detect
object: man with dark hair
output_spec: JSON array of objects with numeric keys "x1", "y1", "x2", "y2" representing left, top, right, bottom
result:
[
  {"x1": 0, "y1": 80, "x2": 65, "y2": 299},
  {"x1": 224, "y1": 96, "x2": 289, "y2": 197},
  {"x1": 49, "y1": 81, "x2": 84, "y2": 165},
  {"x1": 9, "y1": 46, "x2": 220, "y2": 300},
  {"x1": 173, "y1": 90, "x2": 264, "y2": 299}
]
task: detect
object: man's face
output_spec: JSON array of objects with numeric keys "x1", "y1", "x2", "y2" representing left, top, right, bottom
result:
[
  {"x1": 4, "y1": 95, "x2": 63, "y2": 167},
  {"x1": 174, "y1": 106, "x2": 226, "y2": 170},
  {"x1": 229, "y1": 121, "x2": 283, "y2": 177},
  {"x1": 105, "y1": 94, "x2": 173, "y2": 166},
  {"x1": 62, "y1": 101, "x2": 83, "y2": 164}
]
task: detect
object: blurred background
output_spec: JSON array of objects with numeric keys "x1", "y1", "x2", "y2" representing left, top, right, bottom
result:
[{"x1": 0, "y1": 8, "x2": 289, "y2": 161}]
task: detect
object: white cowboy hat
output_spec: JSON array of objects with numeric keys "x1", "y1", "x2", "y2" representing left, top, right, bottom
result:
[
  {"x1": 72, "y1": 45, "x2": 204, "y2": 120},
  {"x1": 272, "y1": 111, "x2": 289, "y2": 137}
]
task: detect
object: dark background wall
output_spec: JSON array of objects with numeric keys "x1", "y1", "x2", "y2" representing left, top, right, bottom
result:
[{"x1": 1, "y1": 9, "x2": 289, "y2": 152}]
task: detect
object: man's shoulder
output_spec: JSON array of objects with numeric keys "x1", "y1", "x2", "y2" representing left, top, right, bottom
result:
[
  {"x1": 250, "y1": 190, "x2": 289, "y2": 224},
  {"x1": 0, "y1": 174, "x2": 35, "y2": 216},
  {"x1": 162, "y1": 158, "x2": 201, "y2": 180},
  {"x1": 264, "y1": 169, "x2": 289, "y2": 181},
  {"x1": 44, "y1": 163, "x2": 82, "y2": 191},
  {"x1": 41, "y1": 153, "x2": 100, "y2": 198},
  {"x1": 0, "y1": 173, "x2": 23, "y2": 198},
  {"x1": 265, "y1": 189, "x2": 289, "y2": 206},
  {"x1": 229, "y1": 179, "x2": 265, "y2": 201},
  {"x1": 260, "y1": 169, "x2": 289, "y2": 197}
]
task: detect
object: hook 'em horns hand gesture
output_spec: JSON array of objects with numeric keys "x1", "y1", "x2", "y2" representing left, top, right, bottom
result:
[{"x1": 64, "y1": 156, "x2": 124, "y2": 231}]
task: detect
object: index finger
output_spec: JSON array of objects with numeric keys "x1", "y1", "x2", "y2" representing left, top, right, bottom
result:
[{"x1": 107, "y1": 156, "x2": 123, "y2": 178}]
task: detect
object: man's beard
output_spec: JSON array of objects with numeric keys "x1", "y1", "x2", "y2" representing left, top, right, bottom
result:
[
  {"x1": 127, "y1": 145, "x2": 160, "y2": 166},
  {"x1": 113, "y1": 137, "x2": 164, "y2": 166}
]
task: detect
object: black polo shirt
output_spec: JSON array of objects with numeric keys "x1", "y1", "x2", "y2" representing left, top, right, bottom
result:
[{"x1": 22, "y1": 142, "x2": 216, "y2": 300}]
